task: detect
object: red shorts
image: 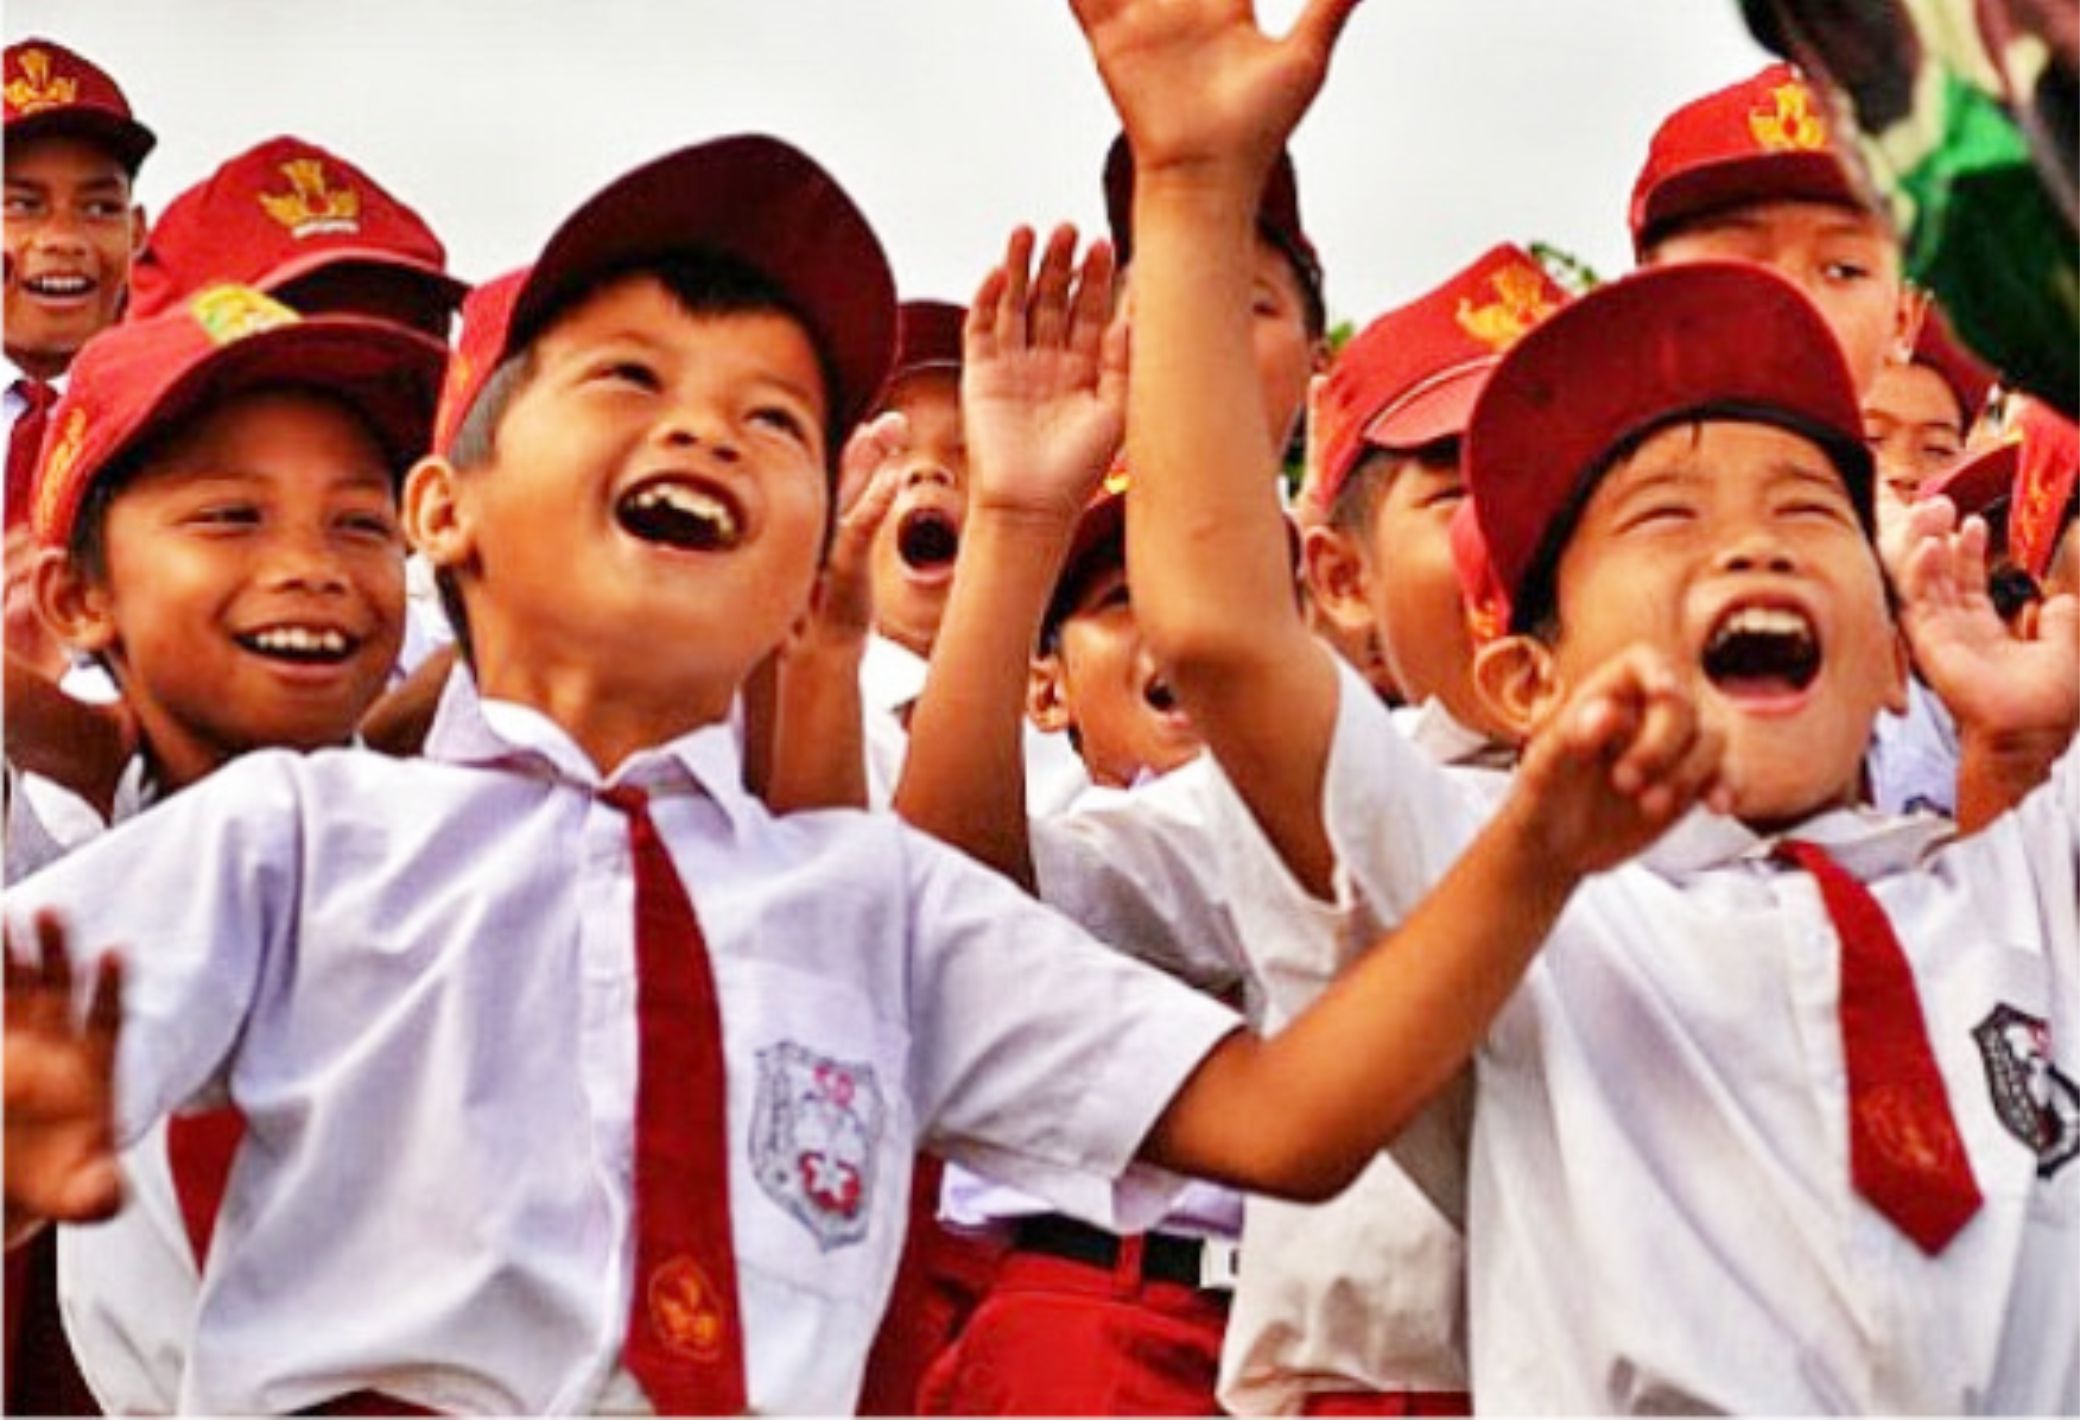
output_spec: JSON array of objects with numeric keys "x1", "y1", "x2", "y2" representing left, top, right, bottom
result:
[
  {"x1": 1300, "y1": 1390, "x2": 1472, "y2": 1416},
  {"x1": 856, "y1": 1157, "x2": 1008, "y2": 1415}
]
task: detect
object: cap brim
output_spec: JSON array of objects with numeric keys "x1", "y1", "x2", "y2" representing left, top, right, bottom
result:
[
  {"x1": 1919, "y1": 442, "x2": 2018, "y2": 515},
  {"x1": 1634, "y1": 151, "x2": 1860, "y2": 252},
  {"x1": 510, "y1": 136, "x2": 896, "y2": 437},
  {"x1": 1362, "y1": 360, "x2": 1491, "y2": 454},
  {"x1": 7, "y1": 107, "x2": 155, "y2": 173},
  {"x1": 259, "y1": 247, "x2": 470, "y2": 311},
  {"x1": 142, "y1": 318, "x2": 447, "y2": 472}
]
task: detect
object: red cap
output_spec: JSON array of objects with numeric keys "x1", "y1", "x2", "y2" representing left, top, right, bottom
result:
[
  {"x1": 1448, "y1": 500, "x2": 1510, "y2": 646},
  {"x1": 1629, "y1": 63, "x2": 1862, "y2": 255},
  {"x1": 507, "y1": 134, "x2": 896, "y2": 439},
  {"x1": 1917, "y1": 442, "x2": 2016, "y2": 519},
  {"x1": 1103, "y1": 133, "x2": 1321, "y2": 309},
  {"x1": 890, "y1": 300, "x2": 966, "y2": 382},
  {"x1": 3, "y1": 39, "x2": 154, "y2": 173},
  {"x1": 1309, "y1": 245, "x2": 1569, "y2": 512},
  {"x1": 431, "y1": 267, "x2": 528, "y2": 458},
  {"x1": 1907, "y1": 303, "x2": 1997, "y2": 430},
  {"x1": 129, "y1": 136, "x2": 468, "y2": 325},
  {"x1": 32, "y1": 285, "x2": 446, "y2": 549},
  {"x1": 2008, "y1": 399, "x2": 2080, "y2": 581},
  {"x1": 1465, "y1": 261, "x2": 1872, "y2": 620}
]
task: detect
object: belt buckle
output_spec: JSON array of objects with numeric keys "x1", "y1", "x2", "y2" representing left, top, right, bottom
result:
[{"x1": 1197, "y1": 1238, "x2": 1242, "y2": 1291}]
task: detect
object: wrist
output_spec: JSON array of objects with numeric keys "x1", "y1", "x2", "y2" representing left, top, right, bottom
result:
[
  {"x1": 1487, "y1": 788, "x2": 1590, "y2": 908},
  {"x1": 963, "y1": 499, "x2": 1083, "y2": 552}
]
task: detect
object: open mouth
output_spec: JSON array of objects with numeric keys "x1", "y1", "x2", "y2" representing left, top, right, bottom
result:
[
  {"x1": 20, "y1": 273, "x2": 95, "y2": 301},
  {"x1": 615, "y1": 474, "x2": 744, "y2": 553},
  {"x1": 1701, "y1": 603, "x2": 1820, "y2": 703},
  {"x1": 234, "y1": 624, "x2": 361, "y2": 666},
  {"x1": 897, "y1": 507, "x2": 960, "y2": 572}
]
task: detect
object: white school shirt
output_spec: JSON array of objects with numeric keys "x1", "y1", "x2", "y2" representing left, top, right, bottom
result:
[
  {"x1": 1302, "y1": 651, "x2": 2080, "y2": 1414},
  {"x1": 1867, "y1": 674, "x2": 1962, "y2": 818},
  {"x1": 7, "y1": 670, "x2": 1239, "y2": 1416},
  {"x1": 860, "y1": 631, "x2": 1088, "y2": 815},
  {"x1": 1206, "y1": 698, "x2": 1511, "y2": 1413}
]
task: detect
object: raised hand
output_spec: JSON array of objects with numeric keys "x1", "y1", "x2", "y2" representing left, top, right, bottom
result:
[
  {"x1": 1505, "y1": 647, "x2": 1733, "y2": 877},
  {"x1": 1067, "y1": 0, "x2": 1363, "y2": 181},
  {"x1": 1898, "y1": 497, "x2": 2080, "y2": 741},
  {"x1": 962, "y1": 224, "x2": 1127, "y2": 527},
  {"x1": 5, "y1": 911, "x2": 124, "y2": 1239},
  {"x1": 804, "y1": 411, "x2": 910, "y2": 646}
]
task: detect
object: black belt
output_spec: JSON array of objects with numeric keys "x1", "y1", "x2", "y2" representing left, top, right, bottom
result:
[{"x1": 1012, "y1": 1213, "x2": 1229, "y2": 1291}]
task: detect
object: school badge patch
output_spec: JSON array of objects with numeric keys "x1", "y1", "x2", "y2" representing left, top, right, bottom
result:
[
  {"x1": 1973, "y1": 1004, "x2": 2080, "y2": 1178},
  {"x1": 750, "y1": 1042, "x2": 883, "y2": 1250}
]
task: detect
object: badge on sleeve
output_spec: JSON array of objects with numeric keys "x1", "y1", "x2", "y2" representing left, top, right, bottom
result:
[
  {"x1": 1973, "y1": 1004, "x2": 2080, "y2": 1178},
  {"x1": 751, "y1": 1042, "x2": 884, "y2": 1249}
]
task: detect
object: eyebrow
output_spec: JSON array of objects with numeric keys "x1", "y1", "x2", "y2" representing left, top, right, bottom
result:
[{"x1": 1765, "y1": 459, "x2": 1853, "y2": 496}]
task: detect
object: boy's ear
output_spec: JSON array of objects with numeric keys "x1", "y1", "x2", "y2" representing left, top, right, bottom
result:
[
  {"x1": 1471, "y1": 632, "x2": 1566, "y2": 741},
  {"x1": 403, "y1": 455, "x2": 475, "y2": 570},
  {"x1": 129, "y1": 205, "x2": 148, "y2": 258},
  {"x1": 1881, "y1": 622, "x2": 1911, "y2": 717},
  {"x1": 1891, "y1": 282, "x2": 1932, "y2": 365},
  {"x1": 1027, "y1": 652, "x2": 1073, "y2": 734},
  {"x1": 1300, "y1": 524, "x2": 1373, "y2": 637},
  {"x1": 34, "y1": 546, "x2": 117, "y2": 655}
]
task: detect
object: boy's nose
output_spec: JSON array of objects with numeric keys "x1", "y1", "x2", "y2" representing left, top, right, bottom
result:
[
  {"x1": 902, "y1": 461, "x2": 954, "y2": 491},
  {"x1": 260, "y1": 538, "x2": 352, "y2": 594},
  {"x1": 1714, "y1": 532, "x2": 1799, "y2": 576},
  {"x1": 658, "y1": 408, "x2": 742, "y2": 463}
]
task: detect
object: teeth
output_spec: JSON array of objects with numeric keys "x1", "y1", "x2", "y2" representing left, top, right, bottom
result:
[
  {"x1": 1712, "y1": 606, "x2": 1811, "y2": 647},
  {"x1": 249, "y1": 626, "x2": 349, "y2": 655},
  {"x1": 25, "y1": 275, "x2": 91, "y2": 296},
  {"x1": 630, "y1": 482, "x2": 737, "y2": 540}
]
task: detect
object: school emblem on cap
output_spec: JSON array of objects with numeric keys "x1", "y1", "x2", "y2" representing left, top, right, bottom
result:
[
  {"x1": 4, "y1": 48, "x2": 78, "y2": 114},
  {"x1": 258, "y1": 157, "x2": 362, "y2": 238},
  {"x1": 750, "y1": 1042, "x2": 882, "y2": 1251},
  {"x1": 1748, "y1": 79, "x2": 1828, "y2": 153},
  {"x1": 646, "y1": 1255, "x2": 729, "y2": 1363},
  {"x1": 1454, "y1": 262, "x2": 1562, "y2": 353},
  {"x1": 188, "y1": 285, "x2": 299, "y2": 345},
  {"x1": 1974, "y1": 1004, "x2": 2080, "y2": 1178}
]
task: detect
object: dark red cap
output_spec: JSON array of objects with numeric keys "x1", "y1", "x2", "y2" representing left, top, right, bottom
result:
[
  {"x1": 1907, "y1": 303, "x2": 1997, "y2": 429},
  {"x1": 1629, "y1": 63, "x2": 1862, "y2": 255},
  {"x1": 431, "y1": 267, "x2": 528, "y2": 458},
  {"x1": 1308, "y1": 244, "x2": 1568, "y2": 512},
  {"x1": 1448, "y1": 500, "x2": 1510, "y2": 646},
  {"x1": 1917, "y1": 442, "x2": 2016, "y2": 519},
  {"x1": 1465, "y1": 261, "x2": 1872, "y2": 619},
  {"x1": 32, "y1": 284, "x2": 446, "y2": 549},
  {"x1": 890, "y1": 300, "x2": 966, "y2": 383},
  {"x1": 1103, "y1": 133, "x2": 1321, "y2": 310},
  {"x1": 2008, "y1": 399, "x2": 2080, "y2": 580},
  {"x1": 3, "y1": 39, "x2": 154, "y2": 174},
  {"x1": 507, "y1": 134, "x2": 897, "y2": 439},
  {"x1": 129, "y1": 136, "x2": 467, "y2": 324}
]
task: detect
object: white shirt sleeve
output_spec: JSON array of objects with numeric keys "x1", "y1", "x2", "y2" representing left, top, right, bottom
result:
[
  {"x1": 5, "y1": 752, "x2": 304, "y2": 1146},
  {"x1": 898, "y1": 824, "x2": 1242, "y2": 1233}
]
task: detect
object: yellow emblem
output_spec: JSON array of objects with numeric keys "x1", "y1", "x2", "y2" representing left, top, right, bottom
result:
[
  {"x1": 1454, "y1": 263, "x2": 1560, "y2": 352},
  {"x1": 34, "y1": 406, "x2": 89, "y2": 540},
  {"x1": 1748, "y1": 80, "x2": 1828, "y2": 153},
  {"x1": 4, "y1": 48, "x2": 79, "y2": 115},
  {"x1": 1100, "y1": 460, "x2": 1131, "y2": 497},
  {"x1": 649, "y1": 1256, "x2": 727, "y2": 1363},
  {"x1": 257, "y1": 158, "x2": 361, "y2": 238},
  {"x1": 188, "y1": 285, "x2": 300, "y2": 345}
]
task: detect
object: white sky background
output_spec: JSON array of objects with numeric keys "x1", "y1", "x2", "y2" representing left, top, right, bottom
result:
[{"x1": 9, "y1": 1, "x2": 1771, "y2": 328}]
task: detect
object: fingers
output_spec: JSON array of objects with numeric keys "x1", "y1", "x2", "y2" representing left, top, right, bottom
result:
[
  {"x1": 52, "y1": 1156, "x2": 123, "y2": 1224},
  {"x1": 1065, "y1": 238, "x2": 1117, "y2": 367},
  {"x1": 1287, "y1": 0, "x2": 1365, "y2": 64},
  {"x1": 1953, "y1": 514, "x2": 1991, "y2": 603},
  {"x1": 966, "y1": 264, "x2": 1008, "y2": 366},
  {"x1": 1028, "y1": 224, "x2": 1080, "y2": 352},
  {"x1": 995, "y1": 226, "x2": 1037, "y2": 355},
  {"x1": 83, "y1": 952, "x2": 125, "y2": 1083},
  {"x1": 836, "y1": 410, "x2": 909, "y2": 515},
  {"x1": 1605, "y1": 658, "x2": 1697, "y2": 801}
]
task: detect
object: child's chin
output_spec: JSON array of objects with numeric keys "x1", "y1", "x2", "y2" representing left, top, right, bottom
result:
[{"x1": 1724, "y1": 749, "x2": 1860, "y2": 830}]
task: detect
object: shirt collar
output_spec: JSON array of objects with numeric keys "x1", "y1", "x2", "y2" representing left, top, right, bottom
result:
[
  {"x1": 422, "y1": 663, "x2": 759, "y2": 834},
  {"x1": 1391, "y1": 697, "x2": 1515, "y2": 770},
  {"x1": 860, "y1": 632, "x2": 930, "y2": 715},
  {"x1": 1640, "y1": 800, "x2": 1957, "y2": 878}
]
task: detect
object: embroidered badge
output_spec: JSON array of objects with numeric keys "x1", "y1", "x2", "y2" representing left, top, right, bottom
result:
[
  {"x1": 188, "y1": 285, "x2": 299, "y2": 345},
  {"x1": 1453, "y1": 262, "x2": 1561, "y2": 352},
  {"x1": 258, "y1": 157, "x2": 362, "y2": 239},
  {"x1": 750, "y1": 1042, "x2": 882, "y2": 1250},
  {"x1": 1973, "y1": 1003, "x2": 2080, "y2": 1178},
  {"x1": 5, "y1": 49, "x2": 78, "y2": 115},
  {"x1": 1747, "y1": 80, "x2": 1828, "y2": 153},
  {"x1": 646, "y1": 1255, "x2": 728, "y2": 1363}
]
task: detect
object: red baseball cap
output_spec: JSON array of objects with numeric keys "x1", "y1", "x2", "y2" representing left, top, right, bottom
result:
[
  {"x1": 1448, "y1": 500, "x2": 1510, "y2": 646},
  {"x1": 1917, "y1": 442, "x2": 2015, "y2": 520},
  {"x1": 2007, "y1": 399, "x2": 2080, "y2": 581},
  {"x1": 1464, "y1": 261, "x2": 1872, "y2": 622},
  {"x1": 506, "y1": 134, "x2": 897, "y2": 441},
  {"x1": 1309, "y1": 244, "x2": 1569, "y2": 512},
  {"x1": 1629, "y1": 63, "x2": 1863, "y2": 256},
  {"x1": 890, "y1": 300, "x2": 966, "y2": 383},
  {"x1": 431, "y1": 267, "x2": 528, "y2": 459},
  {"x1": 1103, "y1": 133, "x2": 1322, "y2": 312},
  {"x1": 1908, "y1": 303, "x2": 1997, "y2": 428},
  {"x1": 128, "y1": 136, "x2": 468, "y2": 326},
  {"x1": 32, "y1": 284, "x2": 446, "y2": 549},
  {"x1": 1049, "y1": 461, "x2": 1135, "y2": 639},
  {"x1": 3, "y1": 39, "x2": 154, "y2": 174}
]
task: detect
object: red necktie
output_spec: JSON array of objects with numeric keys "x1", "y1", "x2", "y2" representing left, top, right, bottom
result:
[
  {"x1": 7, "y1": 378, "x2": 57, "y2": 529},
  {"x1": 1777, "y1": 839, "x2": 1983, "y2": 1253},
  {"x1": 599, "y1": 784, "x2": 748, "y2": 1416}
]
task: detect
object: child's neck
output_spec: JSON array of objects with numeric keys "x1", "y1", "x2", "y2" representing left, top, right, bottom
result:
[{"x1": 470, "y1": 651, "x2": 736, "y2": 779}]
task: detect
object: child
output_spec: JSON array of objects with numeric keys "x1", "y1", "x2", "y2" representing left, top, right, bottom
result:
[
  {"x1": 8, "y1": 132, "x2": 1721, "y2": 1415},
  {"x1": 1864, "y1": 304, "x2": 1993, "y2": 514},
  {"x1": 127, "y1": 134, "x2": 469, "y2": 340},
  {"x1": 1069, "y1": 3, "x2": 2077, "y2": 1406},
  {"x1": 4, "y1": 37, "x2": 154, "y2": 681}
]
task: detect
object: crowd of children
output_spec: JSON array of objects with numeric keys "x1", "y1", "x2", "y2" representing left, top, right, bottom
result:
[{"x1": 3, "y1": 3, "x2": 2076, "y2": 1414}]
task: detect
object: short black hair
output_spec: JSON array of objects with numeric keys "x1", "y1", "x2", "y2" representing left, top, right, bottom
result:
[{"x1": 1038, "y1": 528, "x2": 1125, "y2": 654}]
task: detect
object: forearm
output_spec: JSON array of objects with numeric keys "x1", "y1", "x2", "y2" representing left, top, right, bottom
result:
[
  {"x1": 894, "y1": 508, "x2": 1074, "y2": 887},
  {"x1": 358, "y1": 645, "x2": 457, "y2": 759},
  {"x1": 1955, "y1": 722, "x2": 2074, "y2": 832},
  {"x1": 5, "y1": 653, "x2": 127, "y2": 818},
  {"x1": 765, "y1": 639, "x2": 870, "y2": 812},
  {"x1": 1144, "y1": 791, "x2": 1578, "y2": 1199}
]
